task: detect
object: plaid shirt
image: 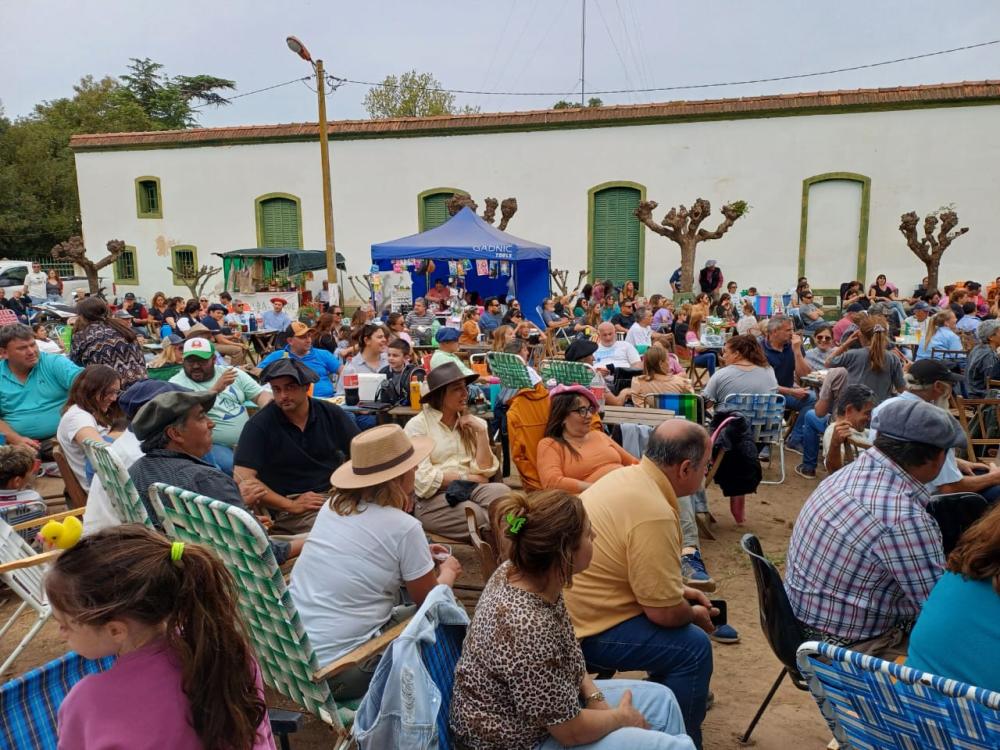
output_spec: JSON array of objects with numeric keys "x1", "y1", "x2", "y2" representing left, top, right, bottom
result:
[{"x1": 785, "y1": 447, "x2": 944, "y2": 642}]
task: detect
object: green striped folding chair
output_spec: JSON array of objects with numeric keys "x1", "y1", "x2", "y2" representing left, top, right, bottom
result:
[
  {"x1": 642, "y1": 392, "x2": 705, "y2": 425},
  {"x1": 486, "y1": 352, "x2": 534, "y2": 390},
  {"x1": 149, "y1": 483, "x2": 388, "y2": 747},
  {"x1": 540, "y1": 359, "x2": 594, "y2": 387},
  {"x1": 81, "y1": 439, "x2": 155, "y2": 528}
]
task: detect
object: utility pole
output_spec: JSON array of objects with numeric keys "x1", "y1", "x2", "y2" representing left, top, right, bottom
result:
[{"x1": 580, "y1": 0, "x2": 587, "y2": 106}]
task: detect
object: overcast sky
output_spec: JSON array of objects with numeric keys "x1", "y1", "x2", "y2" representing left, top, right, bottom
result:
[{"x1": 3, "y1": 0, "x2": 1000, "y2": 128}]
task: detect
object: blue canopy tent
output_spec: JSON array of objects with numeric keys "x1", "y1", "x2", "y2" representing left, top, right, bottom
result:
[{"x1": 370, "y1": 207, "x2": 551, "y2": 325}]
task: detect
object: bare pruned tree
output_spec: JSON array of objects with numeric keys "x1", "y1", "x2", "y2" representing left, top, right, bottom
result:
[
  {"x1": 445, "y1": 194, "x2": 518, "y2": 230},
  {"x1": 168, "y1": 263, "x2": 221, "y2": 300},
  {"x1": 549, "y1": 268, "x2": 588, "y2": 297},
  {"x1": 634, "y1": 198, "x2": 748, "y2": 293},
  {"x1": 51, "y1": 236, "x2": 124, "y2": 295},
  {"x1": 899, "y1": 208, "x2": 969, "y2": 291}
]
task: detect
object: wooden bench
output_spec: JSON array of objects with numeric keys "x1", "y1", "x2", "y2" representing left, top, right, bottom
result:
[{"x1": 601, "y1": 405, "x2": 677, "y2": 428}]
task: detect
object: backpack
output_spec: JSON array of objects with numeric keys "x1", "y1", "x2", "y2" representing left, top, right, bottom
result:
[{"x1": 375, "y1": 364, "x2": 426, "y2": 406}]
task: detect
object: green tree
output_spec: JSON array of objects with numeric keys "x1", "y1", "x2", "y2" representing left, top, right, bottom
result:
[
  {"x1": 363, "y1": 70, "x2": 479, "y2": 119},
  {"x1": 552, "y1": 97, "x2": 604, "y2": 109},
  {"x1": 0, "y1": 62, "x2": 234, "y2": 257},
  {"x1": 118, "y1": 58, "x2": 235, "y2": 129}
]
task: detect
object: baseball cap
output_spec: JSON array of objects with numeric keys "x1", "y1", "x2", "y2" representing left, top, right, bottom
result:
[
  {"x1": 131, "y1": 391, "x2": 217, "y2": 441},
  {"x1": 435, "y1": 327, "x2": 460, "y2": 343},
  {"x1": 286, "y1": 321, "x2": 313, "y2": 338},
  {"x1": 123, "y1": 292, "x2": 136, "y2": 300},
  {"x1": 912, "y1": 301, "x2": 931, "y2": 312},
  {"x1": 118, "y1": 380, "x2": 189, "y2": 420},
  {"x1": 871, "y1": 398, "x2": 965, "y2": 450},
  {"x1": 207, "y1": 303, "x2": 227, "y2": 314},
  {"x1": 908, "y1": 359, "x2": 964, "y2": 385},
  {"x1": 182, "y1": 338, "x2": 215, "y2": 359}
]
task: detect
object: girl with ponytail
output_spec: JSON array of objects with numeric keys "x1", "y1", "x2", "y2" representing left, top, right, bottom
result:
[
  {"x1": 917, "y1": 309, "x2": 965, "y2": 365},
  {"x1": 825, "y1": 315, "x2": 905, "y2": 404},
  {"x1": 451, "y1": 490, "x2": 693, "y2": 750},
  {"x1": 46, "y1": 525, "x2": 275, "y2": 749}
]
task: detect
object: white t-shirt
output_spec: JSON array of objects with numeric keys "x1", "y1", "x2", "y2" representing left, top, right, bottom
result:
[
  {"x1": 289, "y1": 501, "x2": 434, "y2": 664},
  {"x1": 56, "y1": 405, "x2": 111, "y2": 490},
  {"x1": 625, "y1": 323, "x2": 652, "y2": 348},
  {"x1": 36, "y1": 338, "x2": 62, "y2": 354},
  {"x1": 24, "y1": 271, "x2": 47, "y2": 300},
  {"x1": 594, "y1": 340, "x2": 641, "y2": 370},
  {"x1": 821, "y1": 423, "x2": 873, "y2": 465}
]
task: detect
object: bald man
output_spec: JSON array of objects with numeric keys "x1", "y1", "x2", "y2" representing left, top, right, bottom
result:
[
  {"x1": 563, "y1": 420, "x2": 717, "y2": 748},
  {"x1": 593, "y1": 321, "x2": 643, "y2": 370}
]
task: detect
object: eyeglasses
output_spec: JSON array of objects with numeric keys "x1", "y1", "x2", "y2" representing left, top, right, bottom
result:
[
  {"x1": 814, "y1": 335, "x2": 832, "y2": 342},
  {"x1": 571, "y1": 406, "x2": 596, "y2": 418},
  {"x1": 333, "y1": 310, "x2": 343, "y2": 315}
]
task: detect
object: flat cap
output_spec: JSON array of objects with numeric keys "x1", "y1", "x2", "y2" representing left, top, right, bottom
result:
[
  {"x1": 259, "y1": 356, "x2": 319, "y2": 385},
  {"x1": 872, "y1": 397, "x2": 965, "y2": 450},
  {"x1": 564, "y1": 339, "x2": 598, "y2": 362},
  {"x1": 119, "y1": 380, "x2": 189, "y2": 421},
  {"x1": 131, "y1": 391, "x2": 216, "y2": 441}
]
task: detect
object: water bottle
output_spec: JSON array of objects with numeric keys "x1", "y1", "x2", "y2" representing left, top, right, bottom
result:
[{"x1": 589, "y1": 372, "x2": 606, "y2": 412}]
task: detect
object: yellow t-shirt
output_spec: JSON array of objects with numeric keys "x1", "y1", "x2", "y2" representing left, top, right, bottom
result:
[{"x1": 564, "y1": 457, "x2": 684, "y2": 639}]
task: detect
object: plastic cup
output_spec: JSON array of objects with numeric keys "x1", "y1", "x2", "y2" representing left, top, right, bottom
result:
[{"x1": 432, "y1": 545, "x2": 452, "y2": 563}]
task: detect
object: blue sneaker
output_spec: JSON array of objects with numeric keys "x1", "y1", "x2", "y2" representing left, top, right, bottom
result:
[
  {"x1": 681, "y1": 550, "x2": 716, "y2": 593},
  {"x1": 710, "y1": 623, "x2": 740, "y2": 644}
]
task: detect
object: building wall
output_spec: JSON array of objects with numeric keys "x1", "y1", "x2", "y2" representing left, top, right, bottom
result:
[{"x1": 75, "y1": 103, "x2": 999, "y2": 304}]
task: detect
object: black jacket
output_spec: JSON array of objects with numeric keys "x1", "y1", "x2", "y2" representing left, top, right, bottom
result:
[{"x1": 708, "y1": 405, "x2": 762, "y2": 496}]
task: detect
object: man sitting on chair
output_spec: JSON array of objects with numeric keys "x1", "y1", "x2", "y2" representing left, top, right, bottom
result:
[
  {"x1": 593, "y1": 322, "x2": 642, "y2": 371},
  {"x1": 785, "y1": 398, "x2": 957, "y2": 660}
]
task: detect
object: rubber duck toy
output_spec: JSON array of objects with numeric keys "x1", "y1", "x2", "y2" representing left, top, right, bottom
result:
[{"x1": 38, "y1": 516, "x2": 83, "y2": 550}]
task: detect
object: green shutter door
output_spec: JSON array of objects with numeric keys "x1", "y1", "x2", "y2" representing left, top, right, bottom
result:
[
  {"x1": 591, "y1": 187, "x2": 641, "y2": 289},
  {"x1": 421, "y1": 193, "x2": 452, "y2": 231},
  {"x1": 260, "y1": 198, "x2": 301, "y2": 248}
]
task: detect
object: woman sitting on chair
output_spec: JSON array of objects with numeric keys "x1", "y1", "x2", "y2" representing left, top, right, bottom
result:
[
  {"x1": 701, "y1": 334, "x2": 776, "y2": 409},
  {"x1": 289, "y1": 425, "x2": 462, "y2": 701},
  {"x1": 537, "y1": 385, "x2": 637, "y2": 492},
  {"x1": 630, "y1": 345, "x2": 694, "y2": 407},
  {"x1": 681, "y1": 309, "x2": 717, "y2": 378},
  {"x1": 451, "y1": 490, "x2": 694, "y2": 750}
]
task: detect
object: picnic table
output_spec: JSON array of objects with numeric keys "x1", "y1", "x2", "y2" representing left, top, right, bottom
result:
[
  {"x1": 601, "y1": 405, "x2": 678, "y2": 428},
  {"x1": 388, "y1": 405, "x2": 494, "y2": 425},
  {"x1": 244, "y1": 329, "x2": 278, "y2": 364},
  {"x1": 894, "y1": 334, "x2": 921, "y2": 357}
]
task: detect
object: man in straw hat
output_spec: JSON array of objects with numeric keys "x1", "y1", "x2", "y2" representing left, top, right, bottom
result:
[
  {"x1": 289, "y1": 423, "x2": 462, "y2": 699},
  {"x1": 234, "y1": 358, "x2": 358, "y2": 535},
  {"x1": 403, "y1": 361, "x2": 510, "y2": 541}
]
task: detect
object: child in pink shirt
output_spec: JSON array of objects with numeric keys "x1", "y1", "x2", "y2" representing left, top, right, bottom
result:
[{"x1": 47, "y1": 526, "x2": 276, "y2": 750}]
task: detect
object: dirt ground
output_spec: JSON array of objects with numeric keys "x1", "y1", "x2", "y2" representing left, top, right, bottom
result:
[{"x1": 2, "y1": 468, "x2": 833, "y2": 748}]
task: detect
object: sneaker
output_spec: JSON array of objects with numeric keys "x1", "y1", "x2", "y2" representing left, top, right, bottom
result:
[
  {"x1": 794, "y1": 463, "x2": 817, "y2": 480},
  {"x1": 710, "y1": 623, "x2": 740, "y2": 644},
  {"x1": 785, "y1": 441, "x2": 804, "y2": 456},
  {"x1": 681, "y1": 550, "x2": 717, "y2": 593}
]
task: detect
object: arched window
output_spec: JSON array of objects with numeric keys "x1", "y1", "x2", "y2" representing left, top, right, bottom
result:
[
  {"x1": 588, "y1": 181, "x2": 645, "y2": 290},
  {"x1": 255, "y1": 194, "x2": 303, "y2": 248},
  {"x1": 135, "y1": 177, "x2": 162, "y2": 219},
  {"x1": 418, "y1": 187, "x2": 469, "y2": 231}
]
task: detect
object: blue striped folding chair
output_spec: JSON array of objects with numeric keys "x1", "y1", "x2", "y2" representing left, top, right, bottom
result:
[
  {"x1": 796, "y1": 641, "x2": 1000, "y2": 749},
  {"x1": 721, "y1": 392, "x2": 788, "y2": 484},
  {"x1": 0, "y1": 652, "x2": 114, "y2": 750}
]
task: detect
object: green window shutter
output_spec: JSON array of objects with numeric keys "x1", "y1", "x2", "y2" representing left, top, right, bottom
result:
[
  {"x1": 171, "y1": 246, "x2": 198, "y2": 286},
  {"x1": 114, "y1": 246, "x2": 139, "y2": 285},
  {"x1": 592, "y1": 187, "x2": 641, "y2": 289},
  {"x1": 421, "y1": 193, "x2": 452, "y2": 231},
  {"x1": 135, "y1": 178, "x2": 162, "y2": 219},
  {"x1": 260, "y1": 198, "x2": 302, "y2": 248}
]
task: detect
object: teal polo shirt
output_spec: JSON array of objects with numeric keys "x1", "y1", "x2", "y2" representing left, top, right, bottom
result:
[{"x1": 0, "y1": 353, "x2": 82, "y2": 439}]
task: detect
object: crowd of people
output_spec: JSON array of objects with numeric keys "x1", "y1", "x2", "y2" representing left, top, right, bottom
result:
[{"x1": 1, "y1": 265, "x2": 998, "y2": 750}]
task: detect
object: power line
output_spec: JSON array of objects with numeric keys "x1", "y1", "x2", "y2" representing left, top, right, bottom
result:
[
  {"x1": 191, "y1": 75, "x2": 310, "y2": 110},
  {"x1": 331, "y1": 38, "x2": 1000, "y2": 98},
  {"x1": 592, "y1": 0, "x2": 636, "y2": 102}
]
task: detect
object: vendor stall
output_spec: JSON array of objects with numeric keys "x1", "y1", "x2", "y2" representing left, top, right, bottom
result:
[
  {"x1": 213, "y1": 248, "x2": 346, "y2": 318},
  {"x1": 370, "y1": 207, "x2": 552, "y2": 325}
]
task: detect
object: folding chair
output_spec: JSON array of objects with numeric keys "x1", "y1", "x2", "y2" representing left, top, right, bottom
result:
[
  {"x1": 0, "y1": 508, "x2": 84, "y2": 676},
  {"x1": 0, "y1": 500, "x2": 47, "y2": 544},
  {"x1": 797, "y1": 640, "x2": 1000, "y2": 749},
  {"x1": 50, "y1": 444, "x2": 86, "y2": 509},
  {"x1": 149, "y1": 484, "x2": 400, "y2": 746},
  {"x1": 721, "y1": 392, "x2": 788, "y2": 484},
  {"x1": 641, "y1": 392, "x2": 705, "y2": 425},
  {"x1": 738, "y1": 534, "x2": 809, "y2": 743},
  {"x1": 540, "y1": 358, "x2": 595, "y2": 386},
  {"x1": 0, "y1": 651, "x2": 114, "y2": 750},
  {"x1": 954, "y1": 396, "x2": 1000, "y2": 460},
  {"x1": 485, "y1": 351, "x2": 534, "y2": 390},
  {"x1": 536, "y1": 306, "x2": 573, "y2": 344},
  {"x1": 81, "y1": 439, "x2": 155, "y2": 528},
  {"x1": 675, "y1": 345, "x2": 708, "y2": 390}
]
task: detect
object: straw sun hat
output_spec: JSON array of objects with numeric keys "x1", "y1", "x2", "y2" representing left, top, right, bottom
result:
[{"x1": 329, "y1": 424, "x2": 433, "y2": 489}]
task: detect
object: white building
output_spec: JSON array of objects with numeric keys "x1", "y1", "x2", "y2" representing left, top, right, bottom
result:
[{"x1": 71, "y1": 81, "x2": 1000, "y2": 307}]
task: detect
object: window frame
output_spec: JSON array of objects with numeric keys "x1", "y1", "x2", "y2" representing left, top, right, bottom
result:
[
  {"x1": 170, "y1": 245, "x2": 198, "y2": 286},
  {"x1": 114, "y1": 245, "x2": 140, "y2": 285},
  {"x1": 255, "y1": 193, "x2": 304, "y2": 249},
  {"x1": 587, "y1": 180, "x2": 646, "y2": 292},
  {"x1": 417, "y1": 187, "x2": 469, "y2": 232},
  {"x1": 134, "y1": 176, "x2": 163, "y2": 219}
]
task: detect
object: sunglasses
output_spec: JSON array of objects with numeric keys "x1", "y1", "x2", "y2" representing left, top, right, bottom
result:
[
  {"x1": 571, "y1": 406, "x2": 596, "y2": 418},
  {"x1": 333, "y1": 310, "x2": 343, "y2": 315},
  {"x1": 815, "y1": 335, "x2": 832, "y2": 342}
]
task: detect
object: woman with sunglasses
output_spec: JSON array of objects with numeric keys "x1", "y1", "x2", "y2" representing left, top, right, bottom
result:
[
  {"x1": 536, "y1": 385, "x2": 637, "y2": 492},
  {"x1": 804, "y1": 324, "x2": 836, "y2": 370}
]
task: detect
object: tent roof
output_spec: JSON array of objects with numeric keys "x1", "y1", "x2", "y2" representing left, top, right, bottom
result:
[
  {"x1": 214, "y1": 248, "x2": 346, "y2": 273},
  {"x1": 371, "y1": 207, "x2": 550, "y2": 261}
]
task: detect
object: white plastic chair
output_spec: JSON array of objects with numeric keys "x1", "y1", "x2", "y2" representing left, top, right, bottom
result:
[{"x1": 0, "y1": 509, "x2": 82, "y2": 676}]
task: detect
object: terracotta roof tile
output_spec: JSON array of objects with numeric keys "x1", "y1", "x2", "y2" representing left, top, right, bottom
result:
[{"x1": 70, "y1": 80, "x2": 1000, "y2": 150}]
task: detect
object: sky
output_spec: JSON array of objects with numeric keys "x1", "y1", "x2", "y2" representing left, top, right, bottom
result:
[{"x1": 2, "y1": 0, "x2": 1000, "y2": 128}]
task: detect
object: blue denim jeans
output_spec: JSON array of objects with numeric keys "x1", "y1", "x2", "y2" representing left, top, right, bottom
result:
[
  {"x1": 534, "y1": 679, "x2": 695, "y2": 750},
  {"x1": 783, "y1": 391, "x2": 817, "y2": 448},
  {"x1": 580, "y1": 615, "x2": 712, "y2": 749},
  {"x1": 693, "y1": 353, "x2": 716, "y2": 377},
  {"x1": 799, "y1": 408, "x2": 830, "y2": 471}
]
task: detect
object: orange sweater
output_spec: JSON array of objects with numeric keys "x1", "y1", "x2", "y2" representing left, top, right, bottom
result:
[
  {"x1": 536, "y1": 432, "x2": 639, "y2": 493},
  {"x1": 459, "y1": 320, "x2": 481, "y2": 345}
]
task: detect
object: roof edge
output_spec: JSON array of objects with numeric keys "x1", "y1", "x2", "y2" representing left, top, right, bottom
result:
[{"x1": 70, "y1": 80, "x2": 1000, "y2": 152}]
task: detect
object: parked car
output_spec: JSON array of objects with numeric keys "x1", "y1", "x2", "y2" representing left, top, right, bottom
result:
[{"x1": 0, "y1": 262, "x2": 108, "y2": 301}]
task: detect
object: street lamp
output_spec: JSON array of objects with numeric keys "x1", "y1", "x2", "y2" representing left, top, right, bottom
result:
[{"x1": 286, "y1": 35, "x2": 339, "y2": 302}]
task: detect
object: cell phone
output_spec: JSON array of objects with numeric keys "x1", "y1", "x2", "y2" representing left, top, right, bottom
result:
[
  {"x1": 528, "y1": 333, "x2": 541, "y2": 345},
  {"x1": 710, "y1": 599, "x2": 727, "y2": 628}
]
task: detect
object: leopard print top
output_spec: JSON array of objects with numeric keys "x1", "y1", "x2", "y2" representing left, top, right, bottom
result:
[{"x1": 450, "y1": 561, "x2": 585, "y2": 750}]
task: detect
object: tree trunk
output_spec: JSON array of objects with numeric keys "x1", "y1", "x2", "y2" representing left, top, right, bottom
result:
[
  {"x1": 84, "y1": 266, "x2": 100, "y2": 295},
  {"x1": 925, "y1": 259, "x2": 940, "y2": 293},
  {"x1": 679, "y1": 238, "x2": 697, "y2": 294}
]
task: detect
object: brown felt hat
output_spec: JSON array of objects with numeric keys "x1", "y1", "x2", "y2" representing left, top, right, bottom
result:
[
  {"x1": 420, "y1": 360, "x2": 479, "y2": 404},
  {"x1": 330, "y1": 424, "x2": 433, "y2": 489}
]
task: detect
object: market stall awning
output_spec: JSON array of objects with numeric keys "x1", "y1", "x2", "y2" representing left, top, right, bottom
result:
[
  {"x1": 214, "y1": 248, "x2": 347, "y2": 274},
  {"x1": 371, "y1": 207, "x2": 550, "y2": 261}
]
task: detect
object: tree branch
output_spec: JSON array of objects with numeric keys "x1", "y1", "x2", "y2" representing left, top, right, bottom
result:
[{"x1": 634, "y1": 201, "x2": 677, "y2": 240}]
